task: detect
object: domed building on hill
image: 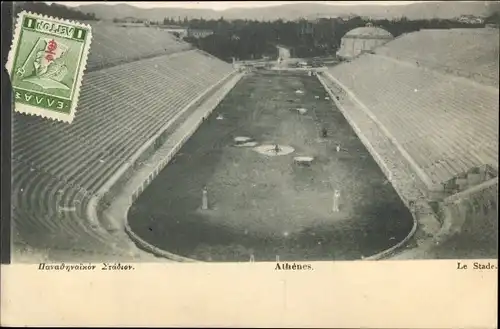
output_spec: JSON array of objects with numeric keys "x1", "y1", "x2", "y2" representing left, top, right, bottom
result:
[{"x1": 336, "y1": 24, "x2": 394, "y2": 60}]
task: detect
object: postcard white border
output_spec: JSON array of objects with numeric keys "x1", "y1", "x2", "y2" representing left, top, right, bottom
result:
[{"x1": 1, "y1": 260, "x2": 497, "y2": 327}]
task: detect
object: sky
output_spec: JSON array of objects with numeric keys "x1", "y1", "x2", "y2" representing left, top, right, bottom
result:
[{"x1": 50, "y1": 1, "x2": 418, "y2": 11}]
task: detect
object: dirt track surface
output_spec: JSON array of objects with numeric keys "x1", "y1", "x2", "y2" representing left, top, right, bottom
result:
[{"x1": 128, "y1": 72, "x2": 414, "y2": 262}]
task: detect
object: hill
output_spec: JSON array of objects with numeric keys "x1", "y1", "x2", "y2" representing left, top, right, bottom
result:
[
  {"x1": 77, "y1": 1, "x2": 497, "y2": 22},
  {"x1": 14, "y1": 1, "x2": 98, "y2": 20}
]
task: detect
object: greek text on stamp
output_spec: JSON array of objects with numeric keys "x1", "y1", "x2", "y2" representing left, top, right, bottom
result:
[{"x1": 6, "y1": 11, "x2": 92, "y2": 123}]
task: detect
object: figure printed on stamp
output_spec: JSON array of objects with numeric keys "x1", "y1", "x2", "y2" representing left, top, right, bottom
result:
[{"x1": 19, "y1": 38, "x2": 70, "y2": 90}]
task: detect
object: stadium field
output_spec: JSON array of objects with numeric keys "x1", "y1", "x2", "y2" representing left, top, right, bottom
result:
[{"x1": 127, "y1": 71, "x2": 414, "y2": 262}]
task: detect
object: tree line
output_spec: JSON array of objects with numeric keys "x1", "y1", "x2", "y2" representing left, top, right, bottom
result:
[{"x1": 177, "y1": 16, "x2": 493, "y2": 62}]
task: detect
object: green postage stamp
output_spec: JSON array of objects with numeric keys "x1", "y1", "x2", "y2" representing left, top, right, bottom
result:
[{"x1": 6, "y1": 11, "x2": 92, "y2": 123}]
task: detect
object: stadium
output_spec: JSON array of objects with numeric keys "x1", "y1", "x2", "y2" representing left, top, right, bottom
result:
[{"x1": 11, "y1": 15, "x2": 498, "y2": 262}]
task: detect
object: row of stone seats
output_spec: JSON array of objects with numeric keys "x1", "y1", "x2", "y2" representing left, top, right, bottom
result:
[
  {"x1": 327, "y1": 54, "x2": 499, "y2": 190},
  {"x1": 86, "y1": 23, "x2": 192, "y2": 71},
  {"x1": 12, "y1": 48, "x2": 235, "y2": 258},
  {"x1": 11, "y1": 161, "x2": 125, "y2": 254},
  {"x1": 375, "y1": 28, "x2": 499, "y2": 87},
  {"x1": 320, "y1": 74, "x2": 427, "y2": 206}
]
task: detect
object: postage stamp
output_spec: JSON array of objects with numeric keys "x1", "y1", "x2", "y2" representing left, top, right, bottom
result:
[{"x1": 6, "y1": 11, "x2": 92, "y2": 123}]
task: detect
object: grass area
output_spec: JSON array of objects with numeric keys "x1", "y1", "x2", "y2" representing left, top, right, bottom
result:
[{"x1": 128, "y1": 71, "x2": 414, "y2": 262}]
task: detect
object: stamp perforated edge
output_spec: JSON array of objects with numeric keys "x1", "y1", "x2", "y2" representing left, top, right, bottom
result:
[{"x1": 6, "y1": 10, "x2": 92, "y2": 124}]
